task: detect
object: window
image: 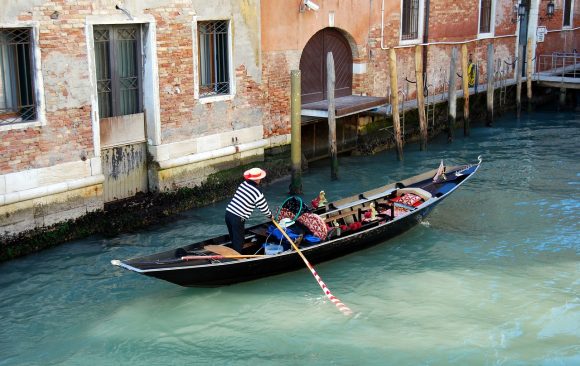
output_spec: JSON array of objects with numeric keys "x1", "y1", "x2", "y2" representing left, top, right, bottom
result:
[
  {"x1": 0, "y1": 28, "x2": 36, "y2": 125},
  {"x1": 93, "y1": 25, "x2": 142, "y2": 119},
  {"x1": 401, "y1": 0, "x2": 420, "y2": 41},
  {"x1": 563, "y1": 0, "x2": 573, "y2": 27},
  {"x1": 198, "y1": 20, "x2": 230, "y2": 97},
  {"x1": 479, "y1": 0, "x2": 493, "y2": 34}
]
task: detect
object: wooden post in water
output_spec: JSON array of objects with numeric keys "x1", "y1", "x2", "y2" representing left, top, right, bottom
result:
[
  {"x1": 526, "y1": 37, "x2": 533, "y2": 112},
  {"x1": 389, "y1": 48, "x2": 403, "y2": 160},
  {"x1": 559, "y1": 87, "x2": 567, "y2": 106},
  {"x1": 415, "y1": 45, "x2": 428, "y2": 150},
  {"x1": 289, "y1": 70, "x2": 302, "y2": 194},
  {"x1": 447, "y1": 47, "x2": 458, "y2": 142},
  {"x1": 461, "y1": 44, "x2": 470, "y2": 136},
  {"x1": 486, "y1": 43, "x2": 494, "y2": 127},
  {"x1": 327, "y1": 52, "x2": 338, "y2": 180},
  {"x1": 516, "y1": 43, "x2": 524, "y2": 118}
]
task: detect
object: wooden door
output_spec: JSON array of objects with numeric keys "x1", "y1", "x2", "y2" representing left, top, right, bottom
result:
[{"x1": 300, "y1": 28, "x2": 353, "y2": 104}]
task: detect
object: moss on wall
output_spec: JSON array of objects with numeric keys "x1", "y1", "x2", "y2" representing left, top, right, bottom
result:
[{"x1": 0, "y1": 151, "x2": 293, "y2": 262}]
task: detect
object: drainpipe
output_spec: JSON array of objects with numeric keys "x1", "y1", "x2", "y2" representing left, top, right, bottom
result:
[
  {"x1": 380, "y1": 0, "x2": 387, "y2": 49},
  {"x1": 422, "y1": 0, "x2": 430, "y2": 83}
]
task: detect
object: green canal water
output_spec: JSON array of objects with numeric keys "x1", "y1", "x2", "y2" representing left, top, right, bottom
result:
[{"x1": 1, "y1": 109, "x2": 579, "y2": 365}]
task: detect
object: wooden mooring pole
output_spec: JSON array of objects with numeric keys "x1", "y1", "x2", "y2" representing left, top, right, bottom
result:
[
  {"x1": 559, "y1": 87, "x2": 567, "y2": 107},
  {"x1": 526, "y1": 37, "x2": 533, "y2": 112},
  {"x1": 516, "y1": 43, "x2": 524, "y2": 118},
  {"x1": 415, "y1": 45, "x2": 428, "y2": 150},
  {"x1": 389, "y1": 48, "x2": 404, "y2": 160},
  {"x1": 486, "y1": 43, "x2": 494, "y2": 127},
  {"x1": 327, "y1": 52, "x2": 338, "y2": 180},
  {"x1": 461, "y1": 44, "x2": 470, "y2": 136},
  {"x1": 448, "y1": 47, "x2": 458, "y2": 142},
  {"x1": 289, "y1": 70, "x2": 302, "y2": 194}
]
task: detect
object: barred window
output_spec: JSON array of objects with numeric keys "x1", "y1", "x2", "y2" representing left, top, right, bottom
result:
[
  {"x1": 401, "y1": 0, "x2": 420, "y2": 41},
  {"x1": 563, "y1": 0, "x2": 573, "y2": 27},
  {"x1": 94, "y1": 25, "x2": 142, "y2": 119},
  {"x1": 0, "y1": 28, "x2": 36, "y2": 125},
  {"x1": 479, "y1": 0, "x2": 492, "y2": 33},
  {"x1": 198, "y1": 20, "x2": 230, "y2": 97}
]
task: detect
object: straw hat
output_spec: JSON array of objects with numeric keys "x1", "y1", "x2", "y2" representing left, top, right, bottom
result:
[{"x1": 243, "y1": 167, "x2": 267, "y2": 181}]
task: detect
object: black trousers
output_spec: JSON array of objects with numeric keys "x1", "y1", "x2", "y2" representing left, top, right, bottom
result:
[{"x1": 225, "y1": 211, "x2": 245, "y2": 253}]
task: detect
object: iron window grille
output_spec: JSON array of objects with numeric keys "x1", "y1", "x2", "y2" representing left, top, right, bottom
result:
[
  {"x1": 401, "y1": 0, "x2": 420, "y2": 41},
  {"x1": 479, "y1": 0, "x2": 492, "y2": 33},
  {"x1": 94, "y1": 25, "x2": 142, "y2": 119},
  {"x1": 0, "y1": 28, "x2": 36, "y2": 125},
  {"x1": 198, "y1": 20, "x2": 230, "y2": 97}
]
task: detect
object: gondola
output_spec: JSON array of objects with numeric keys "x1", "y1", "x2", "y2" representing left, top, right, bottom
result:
[{"x1": 111, "y1": 157, "x2": 482, "y2": 287}]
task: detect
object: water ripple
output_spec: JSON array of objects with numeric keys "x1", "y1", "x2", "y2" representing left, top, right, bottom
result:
[{"x1": 1, "y1": 110, "x2": 579, "y2": 365}]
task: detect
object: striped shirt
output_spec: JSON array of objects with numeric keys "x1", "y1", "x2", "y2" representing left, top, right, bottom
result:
[{"x1": 226, "y1": 180, "x2": 272, "y2": 220}]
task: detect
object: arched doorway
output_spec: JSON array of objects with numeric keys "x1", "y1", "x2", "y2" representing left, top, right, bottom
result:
[{"x1": 299, "y1": 28, "x2": 353, "y2": 104}]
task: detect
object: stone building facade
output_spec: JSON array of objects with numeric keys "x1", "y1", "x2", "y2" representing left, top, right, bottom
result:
[{"x1": 1, "y1": 0, "x2": 578, "y2": 235}]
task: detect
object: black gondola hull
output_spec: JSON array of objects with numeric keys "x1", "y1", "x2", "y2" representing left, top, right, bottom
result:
[
  {"x1": 138, "y1": 201, "x2": 436, "y2": 287},
  {"x1": 113, "y1": 158, "x2": 480, "y2": 287}
]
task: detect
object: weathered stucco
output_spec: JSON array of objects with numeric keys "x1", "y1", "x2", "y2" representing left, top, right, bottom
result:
[
  {"x1": 0, "y1": 0, "x2": 44, "y2": 22},
  {"x1": 262, "y1": 0, "x2": 375, "y2": 52},
  {"x1": 43, "y1": 52, "x2": 91, "y2": 112}
]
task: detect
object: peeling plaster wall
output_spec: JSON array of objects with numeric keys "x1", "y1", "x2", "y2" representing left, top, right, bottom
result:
[
  {"x1": 0, "y1": 0, "x2": 264, "y2": 235},
  {"x1": 43, "y1": 52, "x2": 91, "y2": 112},
  {"x1": 1, "y1": 1, "x2": 95, "y2": 174},
  {"x1": 0, "y1": 0, "x2": 45, "y2": 22},
  {"x1": 1, "y1": 0, "x2": 265, "y2": 171},
  {"x1": 138, "y1": 0, "x2": 265, "y2": 148}
]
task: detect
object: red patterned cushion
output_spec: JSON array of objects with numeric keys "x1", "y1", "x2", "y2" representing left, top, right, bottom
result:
[
  {"x1": 277, "y1": 207, "x2": 295, "y2": 221},
  {"x1": 277, "y1": 208, "x2": 327, "y2": 240},
  {"x1": 393, "y1": 193, "x2": 422, "y2": 207},
  {"x1": 297, "y1": 213, "x2": 328, "y2": 240}
]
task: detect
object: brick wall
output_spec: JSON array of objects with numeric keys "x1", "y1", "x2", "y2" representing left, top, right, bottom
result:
[
  {"x1": 429, "y1": 0, "x2": 479, "y2": 40},
  {"x1": 0, "y1": 1, "x2": 95, "y2": 175},
  {"x1": 147, "y1": 4, "x2": 197, "y2": 143},
  {"x1": 262, "y1": 51, "x2": 293, "y2": 138},
  {"x1": 147, "y1": 2, "x2": 269, "y2": 144}
]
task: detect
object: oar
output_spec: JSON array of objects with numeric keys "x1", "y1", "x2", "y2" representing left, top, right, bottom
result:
[
  {"x1": 271, "y1": 219, "x2": 353, "y2": 316},
  {"x1": 181, "y1": 254, "x2": 263, "y2": 261}
]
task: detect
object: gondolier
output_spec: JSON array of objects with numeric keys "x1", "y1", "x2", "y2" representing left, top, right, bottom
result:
[{"x1": 225, "y1": 167, "x2": 272, "y2": 253}]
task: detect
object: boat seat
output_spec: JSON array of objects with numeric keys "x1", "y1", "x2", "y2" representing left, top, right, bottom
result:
[
  {"x1": 324, "y1": 210, "x2": 357, "y2": 223},
  {"x1": 333, "y1": 189, "x2": 396, "y2": 211},
  {"x1": 205, "y1": 245, "x2": 241, "y2": 256},
  {"x1": 396, "y1": 187, "x2": 432, "y2": 201}
]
